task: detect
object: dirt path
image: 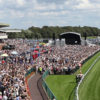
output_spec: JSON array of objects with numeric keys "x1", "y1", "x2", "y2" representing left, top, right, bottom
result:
[{"x1": 28, "y1": 73, "x2": 48, "y2": 100}]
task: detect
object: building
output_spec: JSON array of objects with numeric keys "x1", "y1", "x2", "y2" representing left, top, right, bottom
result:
[
  {"x1": 0, "y1": 23, "x2": 9, "y2": 40},
  {"x1": 0, "y1": 23, "x2": 21, "y2": 40},
  {"x1": 0, "y1": 23, "x2": 21, "y2": 49}
]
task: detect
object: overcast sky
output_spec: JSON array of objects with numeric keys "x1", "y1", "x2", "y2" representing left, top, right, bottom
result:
[{"x1": 0, "y1": 0, "x2": 100, "y2": 29}]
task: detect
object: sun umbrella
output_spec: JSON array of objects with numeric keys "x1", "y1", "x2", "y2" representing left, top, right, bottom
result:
[
  {"x1": 11, "y1": 51, "x2": 18, "y2": 55},
  {"x1": 1, "y1": 53, "x2": 8, "y2": 57},
  {"x1": 30, "y1": 48, "x2": 35, "y2": 51}
]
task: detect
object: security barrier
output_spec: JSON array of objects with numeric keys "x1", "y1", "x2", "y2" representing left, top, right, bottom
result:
[
  {"x1": 25, "y1": 67, "x2": 36, "y2": 100},
  {"x1": 25, "y1": 67, "x2": 36, "y2": 77},
  {"x1": 42, "y1": 70, "x2": 57, "y2": 100}
]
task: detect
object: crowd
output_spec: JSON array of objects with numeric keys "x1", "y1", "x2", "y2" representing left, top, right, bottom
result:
[
  {"x1": 35, "y1": 45, "x2": 100, "y2": 75},
  {"x1": 0, "y1": 39, "x2": 100, "y2": 99},
  {"x1": 0, "y1": 39, "x2": 33, "y2": 100}
]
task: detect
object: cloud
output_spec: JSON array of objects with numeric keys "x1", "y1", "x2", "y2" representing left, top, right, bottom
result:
[
  {"x1": 10, "y1": 10, "x2": 25, "y2": 18},
  {"x1": 0, "y1": 0, "x2": 100, "y2": 29},
  {"x1": 74, "y1": 0, "x2": 100, "y2": 11},
  {"x1": 37, "y1": 0, "x2": 67, "y2": 5},
  {"x1": 27, "y1": 10, "x2": 69, "y2": 18},
  {"x1": 16, "y1": 0, "x2": 26, "y2": 6},
  {"x1": 75, "y1": 0, "x2": 93, "y2": 9},
  {"x1": 0, "y1": 0, "x2": 2, "y2": 3},
  {"x1": 0, "y1": 11, "x2": 6, "y2": 18},
  {"x1": 34, "y1": 3, "x2": 57, "y2": 10}
]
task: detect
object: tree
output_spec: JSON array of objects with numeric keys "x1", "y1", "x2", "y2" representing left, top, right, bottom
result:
[{"x1": 7, "y1": 26, "x2": 100, "y2": 39}]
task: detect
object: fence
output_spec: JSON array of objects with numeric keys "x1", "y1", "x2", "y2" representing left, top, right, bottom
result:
[
  {"x1": 25, "y1": 67, "x2": 36, "y2": 99},
  {"x1": 42, "y1": 70, "x2": 57, "y2": 100},
  {"x1": 25, "y1": 67, "x2": 36, "y2": 77}
]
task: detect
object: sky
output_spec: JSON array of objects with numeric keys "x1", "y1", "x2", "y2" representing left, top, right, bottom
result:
[{"x1": 0, "y1": 0, "x2": 100, "y2": 29}]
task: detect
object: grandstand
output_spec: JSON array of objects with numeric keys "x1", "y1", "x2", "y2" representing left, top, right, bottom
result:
[
  {"x1": 0, "y1": 23, "x2": 21, "y2": 49},
  {"x1": 0, "y1": 23, "x2": 9, "y2": 49},
  {"x1": 0, "y1": 23, "x2": 9, "y2": 28},
  {"x1": 0, "y1": 23, "x2": 9, "y2": 40},
  {"x1": 0, "y1": 23, "x2": 21, "y2": 39}
]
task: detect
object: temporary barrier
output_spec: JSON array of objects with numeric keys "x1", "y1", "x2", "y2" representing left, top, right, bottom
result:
[
  {"x1": 25, "y1": 67, "x2": 36, "y2": 77},
  {"x1": 42, "y1": 70, "x2": 57, "y2": 100},
  {"x1": 25, "y1": 67, "x2": 36, "y2": 100}
]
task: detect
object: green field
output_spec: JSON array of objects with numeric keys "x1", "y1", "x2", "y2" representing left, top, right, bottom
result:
[
  {"x1": 46, "y1": 75, "x2": 76, "y2": 100},
  {"x1": 82, "y1": 36, "x2": 97, "y2": 39},
  {"x1": 45, "y1": 52, "x2": 100, "y2": 100}
]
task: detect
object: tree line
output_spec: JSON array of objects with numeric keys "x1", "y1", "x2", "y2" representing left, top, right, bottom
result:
[{"x1": 7, "y1": 26, "x2": 100, "y2": 39}]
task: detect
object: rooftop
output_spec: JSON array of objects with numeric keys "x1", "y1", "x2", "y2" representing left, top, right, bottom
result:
[{"x1": 0, "y1": 23, "x2": 9, "y2": 28}]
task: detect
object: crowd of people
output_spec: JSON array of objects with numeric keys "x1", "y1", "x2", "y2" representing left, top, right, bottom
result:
[
  {"x1": 0, "y1": 39, "x2": 100, "y2": 99},
  {"x1": 0, "y1": 39, "x2": 33, "y2": 100},
  {"x1": 35, "y1": 45, "x2": 100, "y2": 75}
]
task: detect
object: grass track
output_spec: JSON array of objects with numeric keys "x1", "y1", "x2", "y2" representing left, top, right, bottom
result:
[
  {"x1": 45, "y1": 52, "x2": 100, "y2": 100},
  {"x1": 79, "y1": 56, "x2": 100, "y2": 100}
]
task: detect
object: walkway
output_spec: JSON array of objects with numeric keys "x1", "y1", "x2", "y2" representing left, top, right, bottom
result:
[{"x1": 28, "y1": 73, "x2": 48, "y2": 100}]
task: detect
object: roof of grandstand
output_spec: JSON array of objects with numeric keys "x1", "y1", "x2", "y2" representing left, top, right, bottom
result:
[
  {"x1": 0, "y1": 23, "x2": 9, "y2": 28},
  {"x1": 0, "y1": 29, "x2": 21, "y2": 33},
  {"x1": 0, "y1": 23, "x2": 21, "y2": 33}
]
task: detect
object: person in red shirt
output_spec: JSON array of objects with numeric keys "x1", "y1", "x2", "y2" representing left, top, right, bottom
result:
[{"x1": 2, "y1": 60, "x2": 5, "y2": 65}]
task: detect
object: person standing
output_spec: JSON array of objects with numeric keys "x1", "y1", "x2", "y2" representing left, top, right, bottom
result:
[{"x1": 39, "y1": 67, "x2": 42, "y2": 74}]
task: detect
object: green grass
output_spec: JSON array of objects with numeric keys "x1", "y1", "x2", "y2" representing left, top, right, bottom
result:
[
  {"x1": 87, "y1": 36, "x2": 97, "y2": 39},
  {"x1": 75, "y1": 52, "x2": 100, "y2": 75},
  {"x1": 82, "y1": 36, "x2": 97, "y2": 39},
  {"x1": 45, "y1": 75, "x2": 76, "y2": 100},
  {"x1": 45, "y1": 52, "x2": 100, "y2": 100},
  {"x1": 79, "y1": 56, "x2": 100, "y2": 100}
]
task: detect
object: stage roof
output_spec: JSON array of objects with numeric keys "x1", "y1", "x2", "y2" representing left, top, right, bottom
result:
[
  {"x1": 0, "y1": 23, "x2": 9, "y2": 28},
  {"x1": 60, "y1": 32, "x2": 81, "y2": 36}
]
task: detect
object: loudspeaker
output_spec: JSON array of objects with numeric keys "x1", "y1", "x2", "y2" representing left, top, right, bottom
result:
[
  {"x1": 52, "y1": 33, "x2": 56, "y2": 45},
  {"x1": 59, "y1": 35, "x2": 61, "y2": 41},
  {"x1": 52, "y1": 33, "x2": 55, "y2": 40},
  {"x1": 84, "y1": 32, "x2": 87, "y2": 40}
]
